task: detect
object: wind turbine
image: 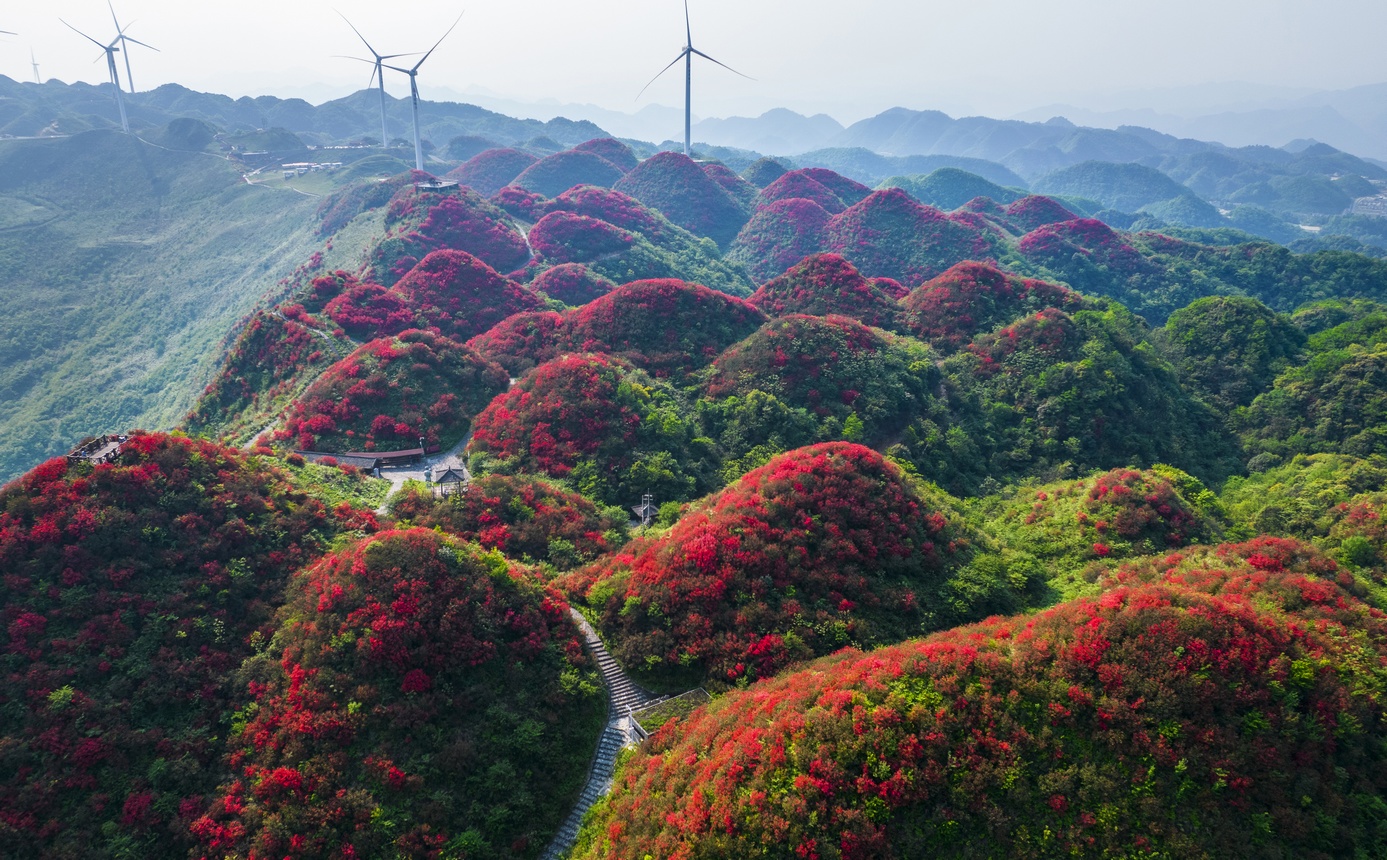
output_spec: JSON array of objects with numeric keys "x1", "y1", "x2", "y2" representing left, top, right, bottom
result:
[
  {"x1": 107, "y1": 2, "x2": 159, "y2": 94},
  {"x1": 30, "y1": 48, "x2": 40, "y2": 83},
  {"x1": 638, "y1": 0, "x2": 751, "y2": 157},
  {"x1": 382, "y1": 11, "x2": 464, "y2": 173},
  {"x1": 336, "y1": 12, "x2": 416, "y2": 149},
  {"x1": 62, "y1": 20, "x2": 130, "y2": 134}
]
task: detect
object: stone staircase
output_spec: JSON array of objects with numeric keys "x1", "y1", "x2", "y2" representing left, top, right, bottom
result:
[{"x1": 540, "y1": 610, "x2": 655, "y2": 860}]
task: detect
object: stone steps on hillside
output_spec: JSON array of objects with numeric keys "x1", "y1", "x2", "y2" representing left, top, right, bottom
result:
[{"x1": 539, "y1": 610, "x2": 656, "y2": 860}]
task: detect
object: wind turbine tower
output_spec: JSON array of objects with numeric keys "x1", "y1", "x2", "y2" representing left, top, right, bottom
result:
[
  {"x1": 62, "y1": 21, "x2": 130, "y2": 134},
  {"x1": 337, "y1": 13, "x2": 415, "y2": 148},
  {"x1": 382, "y1": 12, "x2": 464, "y2": 173},
  {"x1": 639, "y1": 0, "x2": 751, "y2": 157},
  {"x1": 107, "y1": 2, "x2": 158, "y2": 94}
]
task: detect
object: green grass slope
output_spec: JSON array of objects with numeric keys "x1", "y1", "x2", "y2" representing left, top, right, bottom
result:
[{"x1": 0, "y1": 130, "x2": 328, "y2": 482}]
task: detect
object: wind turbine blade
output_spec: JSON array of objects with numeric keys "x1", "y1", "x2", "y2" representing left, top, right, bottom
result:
[
  {"x1": 637, "y1": 49, "x2": 689, "y2": 100},
  {"x1": 413, "y1": 10, "x2": 465, "y2": 71},
  {"x1": 336, "y1": 11, "x2": 381, "y2": 60},
  {"x1": 122, "y1": 35, "x2": 158, "y2": 51},
  {"x1": 685, "y1": 0, "x2": 692, "y2": 47},
  {"x1": 61, "y1": 20, "x2": 107, "y2": 50},
  {"x1": 0, "y1": 30, "x2": 16, "y2": 36},
  {"x1": 690, "y1": 47, "x2": 753, "y2": 80},
  {"x1": 380, "y1": 62, "x2": 411, "y2": 75}
]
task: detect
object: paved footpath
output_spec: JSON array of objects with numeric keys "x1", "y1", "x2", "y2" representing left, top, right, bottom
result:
[{"x1": 540, "y1": 609, "x2": 656, "y2": 860}]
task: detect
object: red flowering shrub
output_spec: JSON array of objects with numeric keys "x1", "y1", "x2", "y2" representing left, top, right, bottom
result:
[
  {"x1": 447, "y1": 147, "x2": 538, "y2": 196},
  {"x1": 530, "y1": 262, "x2": 616, "y2": 306},
  {"x1": 871, "y1": 276, "x2": 909, "y2": 299},
  {"x1": 564, "y1": 278, "x2": 767, "y2": 377},
  {"x1": 195, "y1": 529, "x2": 603, "y2": 860},
  {"x1": 559, "y1": 443, "x2": 992, "y2": 690},
  {"x1": 545, "y1": 185, "x2": 674, "y2": 243},
  {"x1": 572, "y1": 137, "x2": 638, "y2": 172},
  {"x1": 901, "y1": 260, "x2": 1087, "y2": 353},
  {"x1": 489, "y1": 185, "x2": 548, "y2": 221},
  {"x1": 1017, "y1": 218, "x2": 1153, "y2": 276},
  {"x1": 1003, "y1": 194, "x2": 1079, "y2": 232},
  {"x1": 468, "y1": 353, "x2": 714, "y2": 503},
  {"x1": 528, "y1": 210, "x2": 635, "y2": 263},
  {"x1": 465, "y1": 310, "x2": 567, "y2": 376},
  {"x1": 756, "y1": 171, "x2": 849, "y2": 214},
  {"x1": 274, "y1": 329, "x2": 507, "y2": 452},
  {"x1": 0, "y1": 434, "x2": 348, "y2": 858},
  {"x1": 749, "y1": 252, "x2": 904, "y2": 330},
  {"x1": 798, "y1": 167, "x2": 873, "y2": 206},
  {"x1": 368, "y1": 186, "x2": 529, "y2": 284},
  {"x1": 706, "y1": 315, "x2": 936, "y2": 441},
  {"x1": 573, "y1": 545, "x2": 1387, "y2": 859},
  {"x1": 727, "y1": 198, "x2": 833, "y2": 282},
  {"x1": 185, "y1": 309, "x2": 349, "y2": 438},
  {"x1": 701, "y1": 162, "x2": 758, "y2": 208},
  {"x1": 390, "y1": 249, "x2": 544, "y2": 341},
  {"x1": 321, "y1": 274, "x2": 416, "y2": 340},
  {"x1": 614, "y1": 151, "x2": 750, "y2": 248},
  {"x1": 390, "y1": 473, "x2": 625, "y2": 568},
  {"x1": 823, "y1": 188, "x2": 999, "y2": 286}
]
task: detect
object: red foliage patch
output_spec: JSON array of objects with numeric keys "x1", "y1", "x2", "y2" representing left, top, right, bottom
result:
[
  {"x1": 528, "y1": 211, "x2": 635, "y2": 263},
  {"x1": 564, "y1": 278, "x2": 766, "y2": 377},
  {"x1": 466, "y1": 310, "x2": 567, "y2": 376},
  {"x1": 728, "y1": 198, "x2": 834, "y2": 283},
  {"x1": 529, "y1": 262, "x2": 617, "y2": 306},
  {"x1": 391, "y1": 249, "x2": 543, "y2": 342},
  {"x1": 562, "y1": 442, "x2": 981, "y2": 687},
  {"x1": 901, "y1": 260, "x2": 1086, "y2": 353},
  {"x1": 275, "y1": 329, "x2": 508, "y2": 452},
  {"x1": 577, "y1": 542, "x2": 1387, "y2": 859},
  {"x1": 750, "y1": 253, "x2": 903, "y2": 329},
  {"x1": 1003, "y1": 194, "x2": 1079, "y2": 232},
  {"x1": 756, "y1": 171, "x2": 848, "y2": 214},
  {"x1": 0, "y1": 434, "x2": 346, "y2": 856}
]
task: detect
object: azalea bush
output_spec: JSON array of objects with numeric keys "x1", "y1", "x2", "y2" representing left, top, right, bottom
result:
[
  {"x1": 368, "y1": 186, "x2": 529, "y2": 284},
  {"x1": 900, "y1": 260, "x2": 1087, "y2": 353},
  {"x1": 274, "y1": 329, "x2": 508, "y2": 453},
  {"x1": 560, "y1": 442, "x2": 1006, "y2": 691},
  {"x1": 0, "y1": 434, "x2": 355, "y2": 859},
  {"x1": 192, "y1": 528, "x2": 603, "y2": 860},
  {"x1": 468, "y1": 353, "x2": 716, "y2": 504},
  {"x1": 749, "y1": 253, "x2": 904, "y2": 330},
  {"x1": 573, "y1": 539, "x2": 1387, "y2": 859},
  {"x1": 390, "y1": 473, "x2": 626, "y2": 569},
  {"x1": 705, "y1": 314, "x2": 937, "y2": 443},
  {"x1": 390, "y1": 249, "x2": 544, "y2": 342}
]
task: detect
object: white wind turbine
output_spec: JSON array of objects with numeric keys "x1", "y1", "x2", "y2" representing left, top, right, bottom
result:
[
  {"x1": 31, "y1": 47, "x2": 40, "y2": 83},
  {"x1": 381, "y1": 12, "x2": 464, "y2": 172},
  {"x1": 638, "y1": 0, "x2": 751, "y2": 157},
  {"x1": 62, "y1": 20, "x2": 130, "y2": 133},
  {"x1": 107, "y1": 2, "x2": 159, "y2": 94},
  {"x1": 336, "y1": 12, "x2": 416, "y2": 149}
]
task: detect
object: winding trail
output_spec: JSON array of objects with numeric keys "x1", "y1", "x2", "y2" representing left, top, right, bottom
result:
[{"x1": 540, "y1": 609, "x2": 656, "y2": 860}]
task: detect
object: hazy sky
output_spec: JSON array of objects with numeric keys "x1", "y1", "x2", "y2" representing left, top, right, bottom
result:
[{"x1": 4, "y1": 1, "x2": 1386, "y2": 122}]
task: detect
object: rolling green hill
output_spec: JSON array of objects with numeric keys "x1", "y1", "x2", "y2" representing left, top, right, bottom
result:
[{"x1": 0, "y1": 129, "x2": 329, "y2": 482}]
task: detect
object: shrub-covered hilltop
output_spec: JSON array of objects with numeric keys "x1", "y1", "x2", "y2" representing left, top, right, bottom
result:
[
  {"x1": 574, "y1": 540, "x2": 1387, "y2": 859},
  {"x1": 18, "y1": 137, "x2": 1387, "y2": 858}
]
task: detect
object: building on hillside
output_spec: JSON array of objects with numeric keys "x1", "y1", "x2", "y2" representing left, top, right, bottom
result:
[
  {"x1": 1351, "y1": 196, "x2": 1387, "y2": 217},
  {"x1": 632, "y1": 494, "x2": 658, "y2": 526},
  {"x1": 66, "y1": 434, "x2": 129, "y2": 465}
]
